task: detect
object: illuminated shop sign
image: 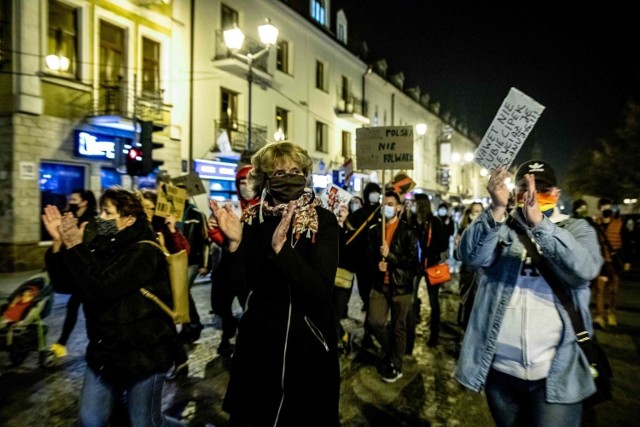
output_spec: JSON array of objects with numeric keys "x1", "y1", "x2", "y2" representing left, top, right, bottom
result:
[
  {"x1": 74, "y1": 130, "x2": 131, "y2": 162},
  {"x1": 194, "y1": 159, "x2": 237, "y2": 181}
]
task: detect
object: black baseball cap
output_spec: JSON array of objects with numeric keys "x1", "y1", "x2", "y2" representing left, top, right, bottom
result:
[{"x1": 515, "y1": 160, "x2": 558, "y2": 187}]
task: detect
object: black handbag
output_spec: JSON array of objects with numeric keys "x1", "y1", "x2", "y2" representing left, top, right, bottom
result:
[{"x1": 509, "y1": 219, "x2": 613, "y2": 407}]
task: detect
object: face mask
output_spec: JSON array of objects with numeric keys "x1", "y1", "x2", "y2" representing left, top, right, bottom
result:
[
  {"x1": 350, "y1": 202, "x2": 362, "y2": 212},
  {"x1": 574, "y1": 206, "x2": 588, "y2": 217},
  {"x1": 95, "y1": 217, "x2": 119, "y2": 236},
  {"x1": 384, "y1": 205, "x2": 397, "y2": 220},
  {"x1": 517, "y1": 193, "x2": 558, "y2": 213},
  {"x1": 268, "y1": 174, "x2": 306, "y2": 203},
  {"x1": 368, "y1": 192, "x2": 380, "y2": 204},
  {"x1": 239, "y1": 185, "x2": 255, "y2": 201},
  {"x1": 438, "y1": 208, "x2": 447, "y2": 216},
  {"x1": 410, "y1": 206, "x2": 417, "y2": 214},
  {"x1": 602, "y1": 209, "x2": 613, "y2": 218},
  {"x1": 469, "y1": 213, "x2": 479, "y2": 221},
  {"x1": 68, "y1": 203, "x2": 80, "y2": 216}
]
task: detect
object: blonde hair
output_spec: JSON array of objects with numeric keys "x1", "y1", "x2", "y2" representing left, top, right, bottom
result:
[{"x1": 248, "y1": 142, "x2": 313, "y2": 194}]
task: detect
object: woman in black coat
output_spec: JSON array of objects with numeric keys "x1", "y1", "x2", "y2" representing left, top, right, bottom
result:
[
  {"x1": 210, "y1": 142, "x2": 340, "y2": 427},
  {"x1": 43, "y1": 188, "x2": 183, "y2": 426}
]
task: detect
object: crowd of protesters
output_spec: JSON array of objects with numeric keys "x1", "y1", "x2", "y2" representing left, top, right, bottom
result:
[{"x1": 39, "y1": 141, "x2": 636, "y2": 426}]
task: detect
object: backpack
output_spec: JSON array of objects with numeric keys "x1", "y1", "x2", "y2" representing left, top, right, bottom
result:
[{"x1": 138, "y1": 240, "x2": 190, "y2": 324}]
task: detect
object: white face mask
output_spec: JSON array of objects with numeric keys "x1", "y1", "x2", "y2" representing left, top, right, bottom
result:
[
  {"x1": 368, "y1": 192, "x2": 380, "y2": 204},
  {"x1": 438, "y1": 208, "x2": 447, "y2": 216},
  {"x1": 239, "y1": 185, "x2": 254, "y2": 201},
  {"x1": 350, "y1": 202, "x2": 362, "y2": 212},
  {"x1": 410, "y1": 206, "x2": 417, "y2": 214},
  {"x1": 469, "y1": 213, "x2": 479, "y2": 221},
  {"x1": 384, "y1": 205, "x2": 397, "y2": 219}
]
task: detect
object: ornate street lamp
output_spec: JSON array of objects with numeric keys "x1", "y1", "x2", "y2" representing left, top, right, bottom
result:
[{"x1": 223, "y1": 20, "x2": 279, "y2": 152}]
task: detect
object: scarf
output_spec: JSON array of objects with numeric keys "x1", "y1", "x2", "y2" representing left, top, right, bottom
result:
[{"x1": 241, "y1": 192, "x2": 320, "y2": 243}]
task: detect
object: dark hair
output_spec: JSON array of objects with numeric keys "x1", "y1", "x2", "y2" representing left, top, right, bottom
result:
[
  {"x1": 363, "y1": 182, "x2": 382, "y2": 206},
  {"x1": 460, "y1": 202, "x2": 483, "y2": 230},
  {"x1": 71, "y1": 188, "x2": 97, "y2": 214},
  {"x1": 384, "y1": 190, "x2": 401, "y2": 204},
  {"x1": 573, "y1": 199, "x2": 588, "y2": 213},
  {"x1": 100, "y1": 188, "x2": 147, "y2": 222},
  {"x1": 141, "y1": 189, "x2": 158, "y2": 205},
  {"x1": 598, "y1": 197, "x2": 612, "y2": 208}
]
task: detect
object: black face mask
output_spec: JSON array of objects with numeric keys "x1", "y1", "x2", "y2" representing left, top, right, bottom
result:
[
  {"x1": 68, "y1": 203, "x2": 80, "y2": 216},
  {"x1": 95, "y1": 217, "x2": 119, "y2": 236},
  {"x1": 602, "y1": 209, "x2": 613, "y2": 218},
  {"x1": 268, "y1": 174, "x2": 306, "y2": 203}
]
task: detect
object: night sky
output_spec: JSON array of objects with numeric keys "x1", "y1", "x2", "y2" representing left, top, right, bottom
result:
[{"x1": 344, "y1": 1, "x2": 640, "y2": 182}]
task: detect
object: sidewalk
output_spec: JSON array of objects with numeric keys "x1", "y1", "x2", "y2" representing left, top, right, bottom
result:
[{"x1": 1, "y1": 269, "x2": 638, "y2": 426}]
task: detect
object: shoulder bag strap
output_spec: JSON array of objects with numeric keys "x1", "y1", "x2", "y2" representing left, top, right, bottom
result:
[{"x1": 506, "y1": 219, "x2": 599, "y2": 364}]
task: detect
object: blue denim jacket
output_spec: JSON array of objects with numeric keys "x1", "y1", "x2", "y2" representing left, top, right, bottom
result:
[{"x1": 454, "y1": 209, "x2": 603, "y2": 404}]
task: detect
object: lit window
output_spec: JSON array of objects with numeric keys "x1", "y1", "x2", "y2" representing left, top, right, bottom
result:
[
  {"x1": 47, "y1": 0, "x2": 78, "y2": 76},
  {"x1": 142, "y1": 37, "x2": 160, "y2": 94},
  {"x1": 311, "y1": 0, "x2": 326, "y2": 26}
]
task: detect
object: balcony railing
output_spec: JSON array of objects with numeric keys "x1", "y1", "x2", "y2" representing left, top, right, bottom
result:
[
  {"x1": 214, "y1": 119, "x2": 267, "y2": 153},
  {"x1": 90, "y1": 80, "x2": 169, "y2": 123},
  {"x1": 335, "y1": 87, "x2": 367, "y2": 116},
  {"x1": 213, "y1": 30, "x2": 269, "y2": 75}
]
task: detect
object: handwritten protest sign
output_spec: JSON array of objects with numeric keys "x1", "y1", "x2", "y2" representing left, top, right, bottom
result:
[
  {"x1": 155, "y1": 183, "x2": 187, "y2": 220},
  {"x1": 356, "y1": 126, "x2": 414, "y2": 170},
  {"x1": 171, "y1": 172, "x2": 207, "y2": 196},
  {"x1": 321, "y1": 184, "x2": 353, "y2": 217},
  {"x1": 474, "y1": 87, "x2": 545, "y2": 171}
]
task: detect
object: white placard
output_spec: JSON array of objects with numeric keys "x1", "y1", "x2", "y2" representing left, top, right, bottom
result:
[
  {"x1": 19, "y1": 161, "x2": 36, "y2": 180},
  {"x1": 321, "y1": 184, "x2": 353, "y2": 217},
  {"x1": 474, "y1": 87, "x2": 545, "y2": 171},
  {"x1": 356, "y1": 126, "x2": 414, "y2": 170}
]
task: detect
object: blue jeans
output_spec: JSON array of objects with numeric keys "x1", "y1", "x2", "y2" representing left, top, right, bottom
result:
[
  {"x1": 79, "y1": 367, "x2": 184, "y2": 427},
  {"x1": 485, "y1": 369, "x2": 582, "y2": 427}
]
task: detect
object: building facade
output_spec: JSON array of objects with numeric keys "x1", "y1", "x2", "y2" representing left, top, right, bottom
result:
[{"x1": 0, "y1": 0, "x2": 481, "y2": 272}]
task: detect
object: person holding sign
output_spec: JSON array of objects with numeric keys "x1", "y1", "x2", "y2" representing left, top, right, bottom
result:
[
  {"x1": 455, "y1": 160, "x2": 603, "y2": 426},
  {"x1": 209, "y1": 142, "x2": 340, "y2": 426},
  {"x1": 366, "y1": 190, "x2": 418, "y2": 383}
]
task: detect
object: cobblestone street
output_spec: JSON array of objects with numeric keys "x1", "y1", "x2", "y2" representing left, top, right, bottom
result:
[{"x1": 1, "y1": 270, "x2": 639, "y2": 426}]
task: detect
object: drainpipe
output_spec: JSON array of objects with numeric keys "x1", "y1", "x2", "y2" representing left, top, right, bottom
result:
[{"x1": 188, "y1": 0, "x2": 195, "y2": 172}]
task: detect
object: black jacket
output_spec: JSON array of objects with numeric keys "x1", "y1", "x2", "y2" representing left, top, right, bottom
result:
[
  {"x1": 222, "y1": 206, "x2": 340, "y2": 426},
  {"x1": 45, "y1": 220, "x2": 176, "y2": 387},
  {"x1": 181, "y1": 202, "x2": 209, "y2": 267},
  {"x1": 414, "y1": 215, "x2": 450, "y2": 268},
  {"x1": 367, "y1": 219, "x2": 419, "y2": 296}
]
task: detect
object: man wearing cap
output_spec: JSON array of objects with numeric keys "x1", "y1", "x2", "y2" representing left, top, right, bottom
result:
[{"x1": 455, "y1": 160, "x2": 603, "y2": 426}]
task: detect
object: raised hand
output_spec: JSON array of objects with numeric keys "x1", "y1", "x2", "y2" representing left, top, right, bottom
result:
[
  {"x1": 41, "y1": 205, "x2": 63, "y2": 242},
  {"x1": 59, "y1": 212, "x2": 83, "y2": 249},
  {"x1": 209, "y1": 199, "x2": 243, "y2": 251},
  {"x1": 272, "y1": 201, "x2": 296, "y2": 254},
  {"x1": 487, "y1": 167, "x2": 511, "y2": 221},
  {"x1": 165, "y1": 214, "x2": 178, "y2": 233},
  {"x1": 521, "y1": 173, "x2": 543, "y2": 226}
]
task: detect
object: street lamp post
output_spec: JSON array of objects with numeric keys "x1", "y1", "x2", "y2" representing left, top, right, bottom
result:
[{"x1": 223, "y1": 20, "x2": 279, "y2": 153}]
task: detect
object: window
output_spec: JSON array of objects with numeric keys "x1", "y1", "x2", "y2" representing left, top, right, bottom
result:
[
  {"x1": 0, "y1": 0, "x2": 11, "y2": 66},
  {"x1": 99, "y1": 20, "x2": 125, "y2": 85},
  {"x1": 316, "y1": 60, "x2": 325, "y2": 91},
  {"x1": 220, "y1": 87, "x2": 238, "y2": 130},
  {"x1": 221, "y1": 3, "x2": 238, "y2": 30},
  {"x1": 341, "y1": 131, "x2": 351, "y2": 157},
  {"x1": 341, "y1": 75, "x2": 349, "y2": 101},
  {"x1": 275, "y1": 107, "x2": 289, "y2": 141},
  {"x1": 311, "y1": 0, "x2": 326, "y2": 26},
  {"x1": 315, "y1": 121, "x2": 328, "y2": 153},
  {"x1": 276, "y1": 40, "x2": 289, "y2": 73},
  {"x1": 337, "y1": 23, "x2": 345, "y2": 43},
  {"x1": 142, "y1": 37, "x2": 160, "y2": 94},
  {"x1": 47, "y1": 0, "x2": 78, "y2": 76}
]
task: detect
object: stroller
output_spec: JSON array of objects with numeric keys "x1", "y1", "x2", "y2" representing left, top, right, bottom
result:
[{"x1": 0, "y1": 272, "x2": 55, "y2": 367}]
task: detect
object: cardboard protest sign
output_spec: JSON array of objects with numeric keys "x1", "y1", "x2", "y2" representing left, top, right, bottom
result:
[
  {"x1": 321, "y1": 184, "x2": 353, "y2": 217},
  {"x1": 155, "y1": 183, "x2": 187, "y2": 220},
  {"x1": 356, "y1": 126, "x2": 414, "y2": 170},
  {"x1": 171, "y1": 172, "x2": 207, "y2": 196},
  {"x1": 474, "y1": 87, "x2": 545, "y2": 171},
  {"x1": 389, "y1": 172, "x2": 416, "y2": 196}
]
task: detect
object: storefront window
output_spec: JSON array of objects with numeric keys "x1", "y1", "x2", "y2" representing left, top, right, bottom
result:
[
  {"x1": 39, "y1": 162, "x2": 86, "y2": 241},
  {"x1": 100, "y1": 167, "x2": 122, "y2": 190}
]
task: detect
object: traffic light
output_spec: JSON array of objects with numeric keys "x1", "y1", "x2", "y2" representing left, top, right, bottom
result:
[
  {"x1": 126, "y1": 120, "x2": 164, "y2": 176},
  {"x1": 139, "y1": 120, "x2": 164, "y2": 174}
]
